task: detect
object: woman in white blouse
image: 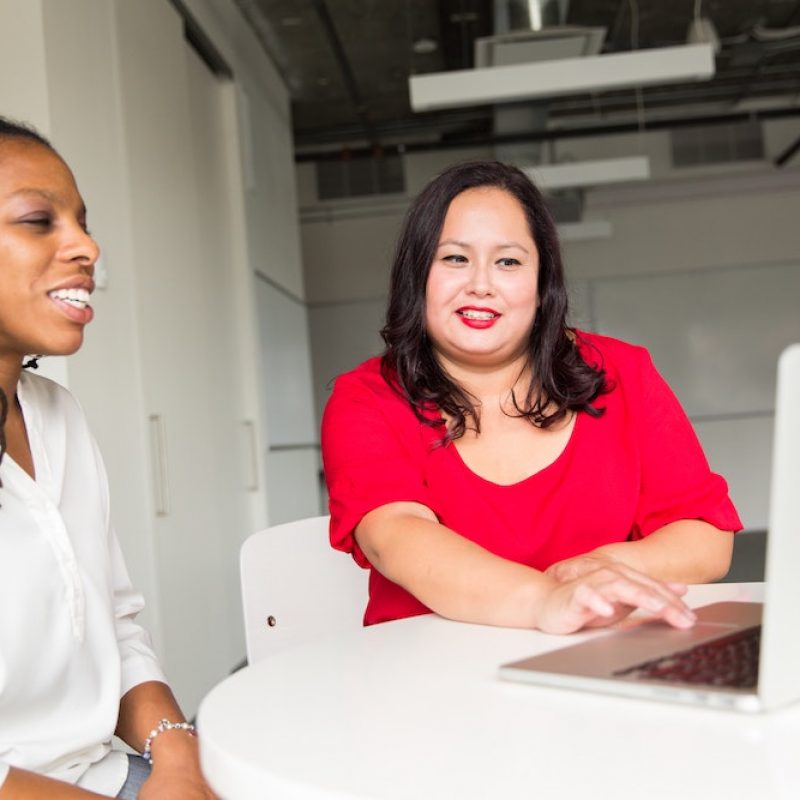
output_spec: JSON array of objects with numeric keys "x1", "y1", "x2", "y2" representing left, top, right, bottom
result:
[{"x1": 0, "y1": 118, "x2": 215, "y2": 798}]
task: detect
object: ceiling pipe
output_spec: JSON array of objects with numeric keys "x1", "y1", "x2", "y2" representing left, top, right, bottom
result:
[{"x1": 295, "y1": 105, "x2": 800, "y2": 162}]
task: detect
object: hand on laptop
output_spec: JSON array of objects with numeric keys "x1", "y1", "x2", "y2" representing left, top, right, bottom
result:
[
  {"x1": 536, "y1": 561, "x2": 696, "y2": 634},
  {"x1": 545, "y1": 552, "x2": 622, "y2": 583}
]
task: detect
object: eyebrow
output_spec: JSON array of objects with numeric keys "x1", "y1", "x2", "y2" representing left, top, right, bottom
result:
[
  {"x1": 9, "y1": 187, "x2": 86, "y2": 216},
  {"x1": 437, "y1": 238, "x2": 530, "y2": 254},
  {"x1": 10, "y1": 187, "x2": 59, "y2": 202}
]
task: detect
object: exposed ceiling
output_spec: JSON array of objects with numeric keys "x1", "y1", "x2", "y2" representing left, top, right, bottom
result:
[{"x1": 232, "y1": 0, "x2": 800, "y2": 161}]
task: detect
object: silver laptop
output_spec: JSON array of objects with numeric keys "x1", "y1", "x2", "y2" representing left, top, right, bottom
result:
[{"x1": 499, "y1": 343, "x2": 800, "y2": 712}]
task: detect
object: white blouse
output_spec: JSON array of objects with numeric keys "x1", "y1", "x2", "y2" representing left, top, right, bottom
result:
[{"x1": 0, "y1": 371, "x2": 165, "y2": 796}]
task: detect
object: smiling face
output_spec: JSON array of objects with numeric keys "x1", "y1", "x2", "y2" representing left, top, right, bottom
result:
[
  {"x1": 0, "y1": 139, "x2": 98, "y2": 365},
  {"x1": 424, "y1": 186, "x2": 539, "y2": 374}
]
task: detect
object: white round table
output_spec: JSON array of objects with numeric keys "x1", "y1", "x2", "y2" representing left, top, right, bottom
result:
[{"x1": 198, "y1": 583, "x2": 800, "y2": 799}]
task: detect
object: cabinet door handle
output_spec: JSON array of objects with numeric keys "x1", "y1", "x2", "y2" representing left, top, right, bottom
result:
[
  {"x1": 243, "y1": 419, "x2": 259, "y2": 492},
  {"x1": 149, "y1": 414, "x2": 170, "y2": 516}
]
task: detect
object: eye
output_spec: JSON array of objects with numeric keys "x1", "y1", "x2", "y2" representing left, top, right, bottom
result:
[
  {"x1": 20, "y1": 215, "x2": 53, "y2": 230},
  {"x1": 442, "y1": 254, "x2": 468, "y2": 264},
  {"x1": 497, "y1": 257, "x2": 521, "y2": 268}
]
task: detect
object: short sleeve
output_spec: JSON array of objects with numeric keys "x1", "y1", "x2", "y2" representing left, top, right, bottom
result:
[
  {"x1": 321, "y1": 367, "x2": 434, "y2": 567},
  {"x1": 629, "y1": 348, "x2": 743, "y2": 538}
]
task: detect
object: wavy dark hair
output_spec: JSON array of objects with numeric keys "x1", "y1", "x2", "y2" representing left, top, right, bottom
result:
[
  {"x1": 381, "y1": 159, "x2": 607, "y2": 440},
  {"x1": 0, "y1": 117, "x2": 55, "y2": 492}
]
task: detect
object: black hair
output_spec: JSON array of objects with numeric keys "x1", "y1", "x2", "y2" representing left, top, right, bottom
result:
[
  {"x1": 0, "y1": 116, "x2": 53, "y2": 149},
  {"x1": 380, "y1": 159, "x2": 607, "y2": 440},
  {"x1": 0, "y1": 117, "x2": 54, "y2": 492}
]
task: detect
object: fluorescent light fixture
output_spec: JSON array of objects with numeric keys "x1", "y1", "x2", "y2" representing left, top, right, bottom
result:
[
  {"x1": 409, "y1": 43, "x2": 715, "y2": 112},
  {"x1": 557, "y1": 220, "x2": 612, "y2": 242},
  {"x1": 525, "y1": 156, "x2": 650, "y2": 190}
]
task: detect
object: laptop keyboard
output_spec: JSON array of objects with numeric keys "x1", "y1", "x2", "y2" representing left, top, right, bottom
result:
[{"x1": 613, "y1": 625, "x2": 761, "y2": 689}]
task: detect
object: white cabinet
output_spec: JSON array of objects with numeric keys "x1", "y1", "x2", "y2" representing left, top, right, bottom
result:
[{"x1": 110, "y1": 0, "x2": 264, "y2": 713}]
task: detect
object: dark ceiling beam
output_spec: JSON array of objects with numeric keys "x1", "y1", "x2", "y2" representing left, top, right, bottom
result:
[
  {"x1": 311, "y1": 0, "x2": 377, "y2": 147},
  {"x1": 732, "y1": 39, "x2": 800, "y2": 108},
  {"x1": 295, "y1": 105, "x2": 800, "y2": 162}
]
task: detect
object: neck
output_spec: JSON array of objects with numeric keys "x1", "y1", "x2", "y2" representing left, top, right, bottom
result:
[
  {"x1": 435, "y1": 352, "x2": 532, "y2": 404},
  {"x1": 0, "y1": 355, "x2": 24, "y2": 407}
]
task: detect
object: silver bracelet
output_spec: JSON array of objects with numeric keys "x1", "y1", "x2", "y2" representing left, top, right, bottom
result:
[{"x1": 142, "y1": 718, "x2": 196, "y2": 765}]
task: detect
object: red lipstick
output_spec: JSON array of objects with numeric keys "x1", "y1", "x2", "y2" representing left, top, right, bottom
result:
[{"x1": 456, "y1": 306, "x2": 500, "y2": 329}]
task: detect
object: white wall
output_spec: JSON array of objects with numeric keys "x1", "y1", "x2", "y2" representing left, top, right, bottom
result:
[
  {"x1": 256, "y1": 276, "x2": 321, "y2": 523},
  {"x1": 565, "y1": 178, "x2": 800, "y2": 530},
  {"x1": 299, "y1": 125, "x2": 800, "y2": 532}
]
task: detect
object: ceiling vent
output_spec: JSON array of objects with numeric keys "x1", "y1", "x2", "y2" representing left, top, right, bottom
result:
[
  {"x1": 474, "y1": 26, "x2": 606, "y2": 68},
  {"x1": 315, "y1": 154, "x2": 405, "y2": 201},
  {"x1": 671, "y1": 120, "x2": 765, "y2": 168}
]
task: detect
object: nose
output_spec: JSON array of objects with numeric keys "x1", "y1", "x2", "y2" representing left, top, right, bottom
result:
[
  {"x1": 465, "y1": 261, "x2": 495, "y2": 297},
  {"x1": 63, "y1": 223, "x2": 100, "y2": 273}
]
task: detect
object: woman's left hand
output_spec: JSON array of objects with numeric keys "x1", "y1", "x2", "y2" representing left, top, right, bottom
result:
[
  {"x1": 545, "y1": 552, "x2": 620, "y2": 583},
  {"x1": 545, "y1": 551, "x2": 689, "y2": 628},
  {"x1": 138, "y1": 763, "x2": 218, "y2": 800},
  {"x1": 546, "y1": 549, "x2": 689, "y2": 595},
  {"x1": 138, "y1": 723, "x2": 218, "y2": 800}
]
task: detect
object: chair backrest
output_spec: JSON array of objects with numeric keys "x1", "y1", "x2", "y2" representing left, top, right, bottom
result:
[{"x1": 240, "y1": 515, "x2": 369, "y2": 665}]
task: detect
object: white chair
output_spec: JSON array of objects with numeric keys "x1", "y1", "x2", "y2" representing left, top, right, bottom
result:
[{"x1": 240, "y1": 515, "x2": 369, "y2": 665}]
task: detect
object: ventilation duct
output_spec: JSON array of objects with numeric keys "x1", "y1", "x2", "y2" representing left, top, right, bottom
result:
[{"x1": 481, "y1": 1, "x2": 606, "y2": 166}]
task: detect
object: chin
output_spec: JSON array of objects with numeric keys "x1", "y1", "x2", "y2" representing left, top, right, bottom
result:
[{"x1": 34, "y1": 338, "x2": 85, "y2": 359}]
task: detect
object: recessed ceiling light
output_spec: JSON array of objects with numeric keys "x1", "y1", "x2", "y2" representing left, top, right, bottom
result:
[{"x1": 413, "y1": 38, "x2": 438, "y2": 55}]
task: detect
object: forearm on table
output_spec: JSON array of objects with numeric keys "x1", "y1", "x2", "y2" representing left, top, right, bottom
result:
[
  {"x1": 116, "y1": 683, "x2": 214, "y2": 798},
  {"x1": 115, "y1": 681, "x2": 202, "y2": 777},
  {"x1": 593, "y1": 520, "x2": 734, "y2": 583},
  {"x1": 115, "y1": 680, "x2": 186, "y2": 753},
  {"x1": 0, "y1": 768, "x2": 108, "y2": 799},
  {"x1": 356, "y1": 502, "x2": 556, "y2": 628}
]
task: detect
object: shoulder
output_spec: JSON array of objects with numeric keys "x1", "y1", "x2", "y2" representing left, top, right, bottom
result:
[
  {"x1": 19, "y1": 370, "x2": 85, "y2": 419},
  {"x1": 17, "y1": 371, "x2": 105, "y2": 482},
  {"x1": 322, "y1": 356, "x2": 425, "y2": 447},
  {"x1": 328, "y1": 356, "x2": 405, "y2": 408},
  {"x1": 573, "y1": 329, "x2": 653, "y2": 378}
]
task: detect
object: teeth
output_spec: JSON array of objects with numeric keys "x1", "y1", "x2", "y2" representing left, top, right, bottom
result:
[
  {"x1": 459, "y1": 309, "x2": 496, "y2": 320},
  {"x1": 49, "y1": 288, "x2": 90, "y2": 309}
]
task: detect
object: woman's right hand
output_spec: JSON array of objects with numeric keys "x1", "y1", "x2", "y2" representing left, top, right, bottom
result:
[{"x1": 535, "y1": 563, "x2": 696, "y2": 634}]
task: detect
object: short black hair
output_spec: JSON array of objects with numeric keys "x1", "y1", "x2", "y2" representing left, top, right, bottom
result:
[{"x1": 0, "y1": 116, "x2": 53, "y2": 149}]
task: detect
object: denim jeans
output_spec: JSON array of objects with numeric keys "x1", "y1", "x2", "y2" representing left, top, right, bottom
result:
[{"x1": 116, "y1": 754, "x2": 151, "y2": 799}]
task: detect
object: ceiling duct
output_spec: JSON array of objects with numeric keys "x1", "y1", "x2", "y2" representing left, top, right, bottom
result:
[
  {"x1": 483, "y1": 1, "x2": 605, "y2": 167},
  {"x1": 484, "y1": 0, "x2": 607, "y2": 216},
  {"x1": 409, "y1": 0, "x2": 714, "y2": 114},
  {"x1": 477, "y1": 0, "x2": 606, "y2": 70}
]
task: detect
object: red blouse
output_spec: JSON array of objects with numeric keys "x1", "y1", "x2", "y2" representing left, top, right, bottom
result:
[{"x1": 321, "y1": 331, "x2": 742, "y2": 626}]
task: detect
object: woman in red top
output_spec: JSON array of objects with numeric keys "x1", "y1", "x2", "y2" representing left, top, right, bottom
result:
[{"x1": 322, "y1": 160, "x2": 741, "y2": 634}]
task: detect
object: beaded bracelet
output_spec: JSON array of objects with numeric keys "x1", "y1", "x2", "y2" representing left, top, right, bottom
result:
[{"x1": 142, "y1": 718, "x2": 197, "y2": 765}]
